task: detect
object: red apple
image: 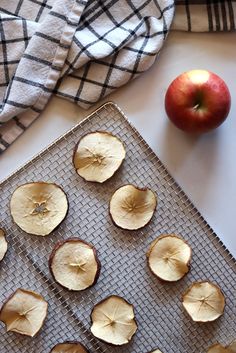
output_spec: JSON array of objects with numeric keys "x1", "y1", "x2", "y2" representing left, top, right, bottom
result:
[{"x1": 165, "y1": 70, "x2": 231, "y2": 133}]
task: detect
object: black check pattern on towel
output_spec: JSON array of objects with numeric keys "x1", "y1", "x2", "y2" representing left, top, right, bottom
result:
[
  {"x1": 173, "y1": 0, "x2": 236, "y2": 31},
  {"x1": 0, "y1": 0, "x2": 235, "y2": 154}
]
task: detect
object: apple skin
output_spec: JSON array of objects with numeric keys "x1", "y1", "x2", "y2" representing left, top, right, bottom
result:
[{"x1": 165, "y1": 70, "x2": 231, "y2": 133}]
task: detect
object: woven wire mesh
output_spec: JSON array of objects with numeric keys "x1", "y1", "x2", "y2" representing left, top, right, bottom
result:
[{"x1": 0, "y1": 102, "x2": 235, "y2": 353}]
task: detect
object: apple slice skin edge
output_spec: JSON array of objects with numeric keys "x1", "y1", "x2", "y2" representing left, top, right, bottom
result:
[
  {"x1": 49, "y1": 238, "x2": 101, "y2": 291},
  {"x1": 0, "y1": 228, "x2": 8, "y2": 262}
]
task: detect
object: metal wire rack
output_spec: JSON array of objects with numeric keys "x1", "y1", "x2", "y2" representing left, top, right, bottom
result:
[{"x1": 0, "y1": 102, "x2": 235, "y2": 353}]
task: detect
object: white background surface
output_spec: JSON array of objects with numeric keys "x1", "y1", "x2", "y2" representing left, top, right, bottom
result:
[{"x1": 0, "y1": 31, "x2": 236, "y2": 257}]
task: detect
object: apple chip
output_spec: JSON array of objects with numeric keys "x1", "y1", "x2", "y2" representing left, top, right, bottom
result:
[
  {"x1": 229, "y1": 342, "x2": 236, "y2": 352},
  {"x1": 207, "y1": 341, "x2": 236, "y2": 353},
  {"x1": 151, "y1": 350, "x2": 163, "y2": 353},
  {"x1": 49, "y1": 238, "x2": 100, "y2": 291},
  {"x1": 10, "y1": 182, "x2": 68, "y2": 236},
  {"x1": 91, "y1": 295, "x2": 137, "y2": 345},
  {"x1": 73, "y1": 131, "x2": 126, "y2": 183},
  {"x1": 147, "y1": 234, "x2": 191, "y2": 282},
  {"x1": 109, "y1": 184, "x2": 157, "y2": 230},
  {"x1": 0, "y1": 288, "x2": 48, "y2": 337},
  {"x1": 182, "y1": 281, "x2": 225, "y2": 322},
  {"x1": 207, "y1": 345, "x2": 227, "y2": 353},
  {"x1": 0, "y1": 228, "x2": 8, "y2": 261},
  {"x1": 50, "y1": 342, "x2": 89, "y2": 353}
]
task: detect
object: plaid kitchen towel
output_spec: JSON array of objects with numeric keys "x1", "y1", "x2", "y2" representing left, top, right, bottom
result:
[{"x1": 0, "y1": 0, "x2": 235, "y2": 153}]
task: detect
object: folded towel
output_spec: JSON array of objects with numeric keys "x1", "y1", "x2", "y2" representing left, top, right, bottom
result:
[{"x1": 0, "y1": 0, "x2": 235, "y2": 154}]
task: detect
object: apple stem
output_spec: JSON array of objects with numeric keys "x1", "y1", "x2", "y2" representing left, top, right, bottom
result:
[{"x1": 193, "y1": 103, "x2": 200, "y2": 110}]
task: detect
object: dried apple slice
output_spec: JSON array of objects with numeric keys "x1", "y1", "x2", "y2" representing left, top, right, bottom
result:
[
  {"x1": 0, "y1": 228, "x2": 8, "y2": 261},
  {"x1": 229, "y1": 342, "x2": 236, "y2": 352},
  {"x1": 10, "y1": 182, "x2": 68, "y2": 236},
  {"x1": 50, "y1": 342, "x2": 89, "y2": 353},
  {"x1": 147, "y1": 234, "x2": 191, "y2": 282},
  {"x1": 0, "y1": 288, "x2": 48, "y2": 337},
  {"x1": 182, "y1": 281, "x2": 225, "y2": 322},
  {"x1": 207, "y1": 344, "x2": 227, "y2": 353},
  {"x1": 49, "y1": 238, "x2": 100, "y2": 291},
  {"x1": 109, "y1": 184, "x2": 157, "y2": 230},
  {"x1": 207, "y1": 341, "x2": 236, "y2": 353},
  {"x1": 150, "y1": 350, "x2": 163, "y2": 353},
  {"x1": 73, "y1": 131, "x2": 126, "y2": 183},
  {"x1": 91, "y1": 295, "x2": 137, "y2": 345}
]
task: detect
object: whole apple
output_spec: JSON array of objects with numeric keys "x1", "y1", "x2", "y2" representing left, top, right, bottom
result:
[{"x1": 165, "y1": 70, "x2": 231, "y2": 133}]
